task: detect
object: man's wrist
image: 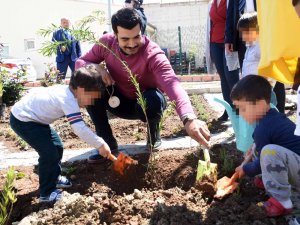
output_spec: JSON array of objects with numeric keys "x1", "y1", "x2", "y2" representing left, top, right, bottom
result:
[{"x1": 181, "y1": 113, "x2": 197, "y2": 126}]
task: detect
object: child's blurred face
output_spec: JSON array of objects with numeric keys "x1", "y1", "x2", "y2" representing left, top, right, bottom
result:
[
  {"x1": 241, "y1": 28, "x2": 259, "y2": 44},
  {"x1": 233, "y1": 99, "x2": 268, "y2": 124},
  {"x1": 75, "y1": 87, "x2": 100, "y2": 107}
]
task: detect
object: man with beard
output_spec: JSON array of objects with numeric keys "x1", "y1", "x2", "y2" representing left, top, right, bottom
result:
[{"x1": 75, "y1": 8, "x2": 210, "y2": 163}]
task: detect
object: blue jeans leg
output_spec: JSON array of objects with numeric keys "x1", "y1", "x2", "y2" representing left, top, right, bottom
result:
[
  {"x1": 10, "y1": 114, "x2": 63, "y2": 196},
  {"x1": 86, "y1": 87, "x2": 166, "y2": 148}
]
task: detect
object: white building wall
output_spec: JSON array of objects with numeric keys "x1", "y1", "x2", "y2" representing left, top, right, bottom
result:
[
  {"x1": 143, "y1": 1, "x2": 209, "y2": 68},
  {"x1": 0, "y1": 0, "x2": 122, "y2": 79}
]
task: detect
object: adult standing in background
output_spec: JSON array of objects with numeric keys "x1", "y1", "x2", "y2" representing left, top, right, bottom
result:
[
  {"x1": 52, "y1": 18, "x2": 82, "y2": 79},
  {"x1": 225, "y1": 0, "x2": 257, "y2": 68},
  {"x1": 125, "y1": 0, "x2": 147, "y2": 35},
  {"x1": 207, "y1": 0, "x2": 239, "y2": 122},
  {"x1": 225, "y1": 0, "x2": 286, "y2": 113}
]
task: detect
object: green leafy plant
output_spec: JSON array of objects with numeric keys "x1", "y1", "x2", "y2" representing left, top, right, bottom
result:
[
  {"x1": 62, "y1": 166, "x2": 77, "y2": 175},
  {"x1": 219, "y1": 148, "x2": 234, "y2": 174},
  {"x1": 134, "y1": 132, "x2": 142, "y2": 141},
  {"x1": 159, "y1": 100, "x2": 176, "y2": 131},
  {"x1": 0, "y1": 167, "x2": 17, "y2": 225},
  {"x1": 0, "y1": 67, "x2": 26, "y2": 106},
  {"x1": 191, "y1": 94, "x2": 209, "y2": 122},
  {"x1": 15, "y1": 171, "x2": 26, "y2": 180}
]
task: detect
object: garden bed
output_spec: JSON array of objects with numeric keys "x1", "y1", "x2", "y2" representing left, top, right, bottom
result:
[{"x1": 0, "y1": 94, "x2": 294, "y2": 224}]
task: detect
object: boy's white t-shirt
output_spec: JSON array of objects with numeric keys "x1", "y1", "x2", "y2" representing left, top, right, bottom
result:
[
  {"x1": 242, "y1": 41, "x2": 261, "y2": 77},
  {"x1": 11, "y1": 85, "x2": 105, "y2": 148}
]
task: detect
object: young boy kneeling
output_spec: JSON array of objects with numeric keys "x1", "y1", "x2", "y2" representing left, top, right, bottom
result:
[
  {"x1": 231, "y1": 75, "x2": 300, "y2": 217},
  {"x1": 10, "y1": 65, "x2": 111, "y2": 203}
]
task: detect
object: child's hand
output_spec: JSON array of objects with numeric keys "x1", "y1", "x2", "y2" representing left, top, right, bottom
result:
[
  {"x1": 98, "y1": 143, "x2": 111, "y2": 158},
  {"x1": 235, "y1": 165, "x2": 245, "y2": 178}
]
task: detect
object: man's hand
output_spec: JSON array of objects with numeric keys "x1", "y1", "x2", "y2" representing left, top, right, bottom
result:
[
  {"x1": 225, "y1": 43, "x2": 233, "y2": 53},
  {"x1": 235, "y1": 165, "x2": 245, "y2": 178},
  {"x1": 184, "y1": 119, "x2": 210, "y2": 148},
  {"x1": 98, "y1": 143, "x2": 111, "y2": 158},
  {"x1": 92, "y1": 64, "x2": 114, "y2": 86},
  {"x1": 60, "y1": 45, "x2": 66, "y2": 52}
]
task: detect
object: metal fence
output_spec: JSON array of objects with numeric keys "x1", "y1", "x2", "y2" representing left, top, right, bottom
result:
[{"x1": 155, "y1": 23, "x2": 207, "y2": 73}]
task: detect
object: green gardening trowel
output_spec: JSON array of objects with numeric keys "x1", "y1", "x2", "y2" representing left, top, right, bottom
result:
[{"x1": 196, "y1": 148, "x2": 217, "y2": 183}]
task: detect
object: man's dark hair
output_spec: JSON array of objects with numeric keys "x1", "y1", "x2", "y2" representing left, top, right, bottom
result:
[
  {"x1": 111, "y1": 8, "x2": 142, "y2": 34},
  {"x1": 70, "y1": 66, "x2": 105, "y2": 94},
  {"x1": 293, "y1": 0, "x2": 300, "y2": 6},
  {"x1": 231, "y1": 75, "x2": 272, "y2": 104},
  {"x1": 237, "y1": 12, "x2": 259, "y2": 31}
]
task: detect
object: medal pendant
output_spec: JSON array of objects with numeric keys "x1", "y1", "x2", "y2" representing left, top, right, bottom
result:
[{"x1": 108, "y1": 96, "x2": 120, "y2": 108}]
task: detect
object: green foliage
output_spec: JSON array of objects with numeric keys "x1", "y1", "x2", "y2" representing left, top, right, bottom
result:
[
  {"x1": 15, "y1": 171, "x2": 26, "y2": 180},
  {"x1": 188, "y1": 45, "x2": 197, "y2": 62},
  {"x1": 0, "y1": 167, "x2": 17, "y2": 225},
  {"x1": 159, "y1": 101, "x2": 176, "y2": 131},
  {"x1": 0, "y1": 67, "x2": 26, "y2": 106},
  {"x1": 38, "y1": 10, "x2": 104, "y2": 57},
  {"x1": 219, "y1": 148, "x2": 234, "y2": 174},
  {"x1": 62, "y1": 166, "x2": 77, "y2": 175},
  {"x1": 191, "y1": 94, "x2": 209, "y2": 122}
]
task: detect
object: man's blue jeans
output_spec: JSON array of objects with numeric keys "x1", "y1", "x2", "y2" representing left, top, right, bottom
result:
[
  {"x1": 210, "y1": 42, "x2": 240, "y2": 107},
  {"x1": 87, "y1": 86, "x2": 167, "y2": 149},
  {"x1": 10, "y1": 113, "x2": 63, "y2": 197}
]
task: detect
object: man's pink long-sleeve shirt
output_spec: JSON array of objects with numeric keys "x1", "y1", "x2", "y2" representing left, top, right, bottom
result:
[{"x1": 75, "y1": 34, "x2": 194, "y2": 118}]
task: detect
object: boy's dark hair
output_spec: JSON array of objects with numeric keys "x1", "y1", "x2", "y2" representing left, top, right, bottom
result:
[
  {"x1": 237, "y1": 12, "x2": 258, "y2": 31},
  {"x1": 111, "y1": 8, "x2": 142, "y2": 34},
  {"x1": 231, "y1": 75, "x2": 272, "y2": 104},
  {"x1": 293, "y1": 0, "x2": 300, "y2": 6},
  {"x1": 69, "y1": 66, "x2": 105, "y2": 94}
]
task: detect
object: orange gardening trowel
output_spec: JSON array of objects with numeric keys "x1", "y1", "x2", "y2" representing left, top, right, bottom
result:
[
  {"x1": 214, "y1": 152, "x2": 253, "y2": 198},
  {"x1": 214, "y1": 171, "x2": 239, "y2": 199},
  {"x1": 107, "y1": 152, "x2": 138, "y2": 176}
]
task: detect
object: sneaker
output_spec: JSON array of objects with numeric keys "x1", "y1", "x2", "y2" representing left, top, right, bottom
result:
[
  {"x1": 56, "y1": 175, "x2": 72, "y2": 188},
  {"x1": 254, "y1": 176, "x2": 265, "y2": 189},
  {"x1": 263, "y1": 197, "x2": 293, "y2": 217},
  {"x1": 39, "y1": 189, "x2": 62, "y2": 203},
  {"x1": 87, "y1": 149, "x2": 119, "y2": 164}
]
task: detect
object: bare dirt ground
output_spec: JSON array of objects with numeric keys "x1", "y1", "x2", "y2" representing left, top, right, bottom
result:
[{"x1": 0, "y1": 94, "x2": 295, "y2": 224}]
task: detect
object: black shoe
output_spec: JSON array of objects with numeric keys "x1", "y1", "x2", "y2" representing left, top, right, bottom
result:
[
  {"x1": 88, "y1": 148, "x2": 119, "y2": 164},
  {"x1": 217, "y1": 112, "x2": 228, "y2": 122}
]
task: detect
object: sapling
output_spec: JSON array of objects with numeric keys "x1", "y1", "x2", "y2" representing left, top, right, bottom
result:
[{"x1": 38, "y1": 11, "x2": 157, "y2": 166}]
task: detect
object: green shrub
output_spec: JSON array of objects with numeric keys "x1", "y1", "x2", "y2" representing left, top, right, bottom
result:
[
  {"x1": 0, "y1": 167, "x2": 17, "y2": 225},
  {"x1": 1, "y1": 67, "x2": 26, "y2": 106}
]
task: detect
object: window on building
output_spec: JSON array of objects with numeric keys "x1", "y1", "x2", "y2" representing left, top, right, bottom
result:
[{"x1": 24, "y1": 39, "x2": 35, "y2": 51}]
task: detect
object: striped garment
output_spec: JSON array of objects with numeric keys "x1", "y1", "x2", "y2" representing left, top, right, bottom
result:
[{"x1": 66, "y1": 112, "x2": 83, "y2": 124}]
